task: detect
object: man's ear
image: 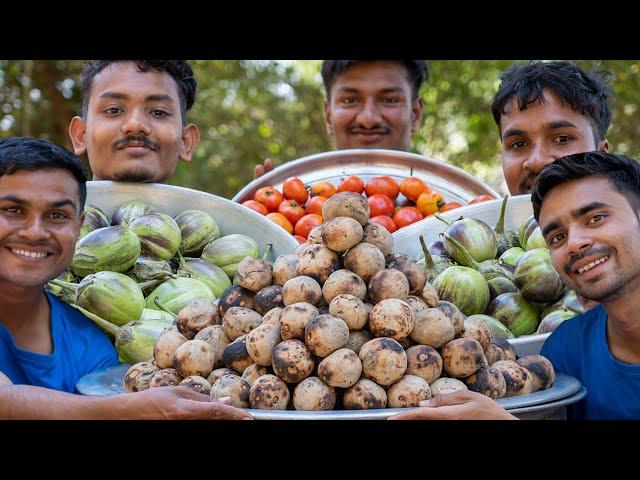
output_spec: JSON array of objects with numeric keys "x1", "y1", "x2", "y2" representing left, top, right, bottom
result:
[
  {"x1": 69, "y1": 116, "x2": 88, "y2": 156},
  {"x1": 179, "y1": 124, "x2": 200, "y2": 163},
  {"x1": 598, "y1": 139, "x2": 609, "y2": 152},
  {"x1": 411, "y1": 97, "x2": 424, "y2": 133},
  {"x1": 324, "y1": 100, "x2": 334, "y2": 136}
]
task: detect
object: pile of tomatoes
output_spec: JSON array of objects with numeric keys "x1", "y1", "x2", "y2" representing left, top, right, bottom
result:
[{"x1": 242, "y1": 175, "x2": 494, "y2": 243}]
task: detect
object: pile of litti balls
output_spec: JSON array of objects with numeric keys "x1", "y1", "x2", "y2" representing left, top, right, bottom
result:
[{"x1": 124, "y1": 191, "x2": 556, "y2": 412}]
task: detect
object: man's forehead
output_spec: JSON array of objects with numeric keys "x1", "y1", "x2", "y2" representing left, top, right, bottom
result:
[
  {"x1": 90, "y1": 62, "x2": 180, "y2": 102},
  {"x1": 0, "y1": 168, "x2": 80, "y2": 202},
  {"x1": 333, "y1": 62, "x2": 411, "y2": 90},
  {"x1": 539, "y1": 177, "x2": 617, "y2": 223}
]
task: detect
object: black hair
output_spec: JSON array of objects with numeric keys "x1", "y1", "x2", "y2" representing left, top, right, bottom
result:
[
  {"x1": 531, "y1": 151, "x2": 640, "y2": 222},
  {"x1": 491, "y1": 61, "x2": 614, "y2": 143},
  {"x1": 321, "y1": 60, "x2": 429, "y2": 100},
  {"x1": 79, "y1": 60, "x2": 197, "y2": 122},
  {"x1": 0, "y1": 137, "x2": 87, "y2": 210}
]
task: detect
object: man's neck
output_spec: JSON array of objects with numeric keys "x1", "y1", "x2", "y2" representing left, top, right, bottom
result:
[
  {"x1": 0, "y1": 282, "x2": 51, "y2": 353},
  {"x1": 601, "y1": 283, "x2": 640, "y2": 364}
]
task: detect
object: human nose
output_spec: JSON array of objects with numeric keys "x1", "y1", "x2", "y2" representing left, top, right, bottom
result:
[
  {"x1": 565, "y1": 225, "x2": 592, "y2": 257},
  {"x1": 523, "y1": 142, "x2": 557, "y2": 174},
  {"x1": 17, "y1": 215, "x2": 51, "y2": 242},
  {"x1": 356, "y1": 98, "x2": 383, "y2": 128},
  {"x1": 120, "y1": 108, "x2": 151, "y2": 135}
]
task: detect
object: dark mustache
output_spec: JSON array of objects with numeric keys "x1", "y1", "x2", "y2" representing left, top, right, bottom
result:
[
  {"x1": 565, "y1": 246, "x2": 612, "y2": 274},
  {"x1": 519, "y1": 173, "x2": 539, "y2": 194},
  {"x1": 348, "y1": 126, "x2": 390, "y2": 135},
  {"x1": 113, "y1": 136, "x2": 159, "y2": 151}
]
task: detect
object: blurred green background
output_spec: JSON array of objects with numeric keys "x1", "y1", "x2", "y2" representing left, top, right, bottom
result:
[{"x1": 1, "y1": 60, "x2": 638, "y2": 197}]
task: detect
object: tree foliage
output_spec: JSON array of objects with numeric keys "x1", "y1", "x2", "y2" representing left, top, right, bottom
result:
[{"x1": 1, "y1": 60, "x2": 639, "y2": 197}]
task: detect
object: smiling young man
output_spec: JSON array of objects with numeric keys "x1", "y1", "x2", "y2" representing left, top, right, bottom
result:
[
  {"x1": 69, "y1": 60, "x2": 201, "y2": 184},
  {"x1": 253, "y1": 60, "x2": 429, "y2": 178},
  {"x1": 0, "y1": 137, "x2": 251, "y2": 420},
  {"x1": 491, "y1": 61, "x2": 614, "y2": 195},
  {"x1": 390, "y1": 151, "x2": 640, "y2": 420}
]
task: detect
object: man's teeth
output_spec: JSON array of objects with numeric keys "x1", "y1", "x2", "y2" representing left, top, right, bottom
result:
[
  {"x1": 577, "y1": 256, "x2": 608, "y2": 274},
  {"x1": 11, "y1": 248, "x2": 48, "y2": 258}
]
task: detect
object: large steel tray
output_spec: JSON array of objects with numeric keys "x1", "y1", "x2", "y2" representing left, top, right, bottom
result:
[
  {"x1": 86, "y1": 181, "x2": 298, "y2": 260},
  {"x1": 232, "y1": 149, "x2": 500, "y2": 205},
  {"x1": 391, "y1": 194, "x2": 553, "y2": 357},
  {"x1": 76, "y1": 364, "x2": 584, "y2": 420}
]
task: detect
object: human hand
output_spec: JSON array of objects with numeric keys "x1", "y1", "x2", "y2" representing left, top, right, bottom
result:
[
  {"x1": 119, "y1": 386, "x2": 253, "y2": 420},
  {"x1": 253, "y1": 158, "x2": 274, "y2": 179},
  {"x1": 387, "y1": 390, "x2": 517, "y2": 420}
]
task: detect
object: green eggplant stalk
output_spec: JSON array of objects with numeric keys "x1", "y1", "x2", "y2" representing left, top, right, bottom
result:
[
  {"x1": 176, "y1": 251, "x2": 231, "y2": 298},
  {"x1": 49, "y1": 271, "x2": 146, "y2": 327},
  {"x1": 74, "y1": 305, "x2": 170, "y2": 364},
  {"x1": 70, "y1": 225, "x2": 141, "y2": 277},
  {"x1": 174, "y1": 210, "x2": 221, "y2": 256},
  {"x1": 494, "y1": 195, "x2": 520, "y2": 255},
  {"x1": 127, "y1": 212, "x2": 182, "y2": 261},
  {"x1": 418, "y1": 234, "x2": 453, "y2": 282}
]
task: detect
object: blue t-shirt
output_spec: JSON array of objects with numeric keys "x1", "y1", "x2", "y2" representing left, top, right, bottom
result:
[
  {"x1": 540, "y1": 304, "x2": 640, "y2": 420},
  {"x1": 0, "y1": 291, "x2": 118, "y2": 393}
]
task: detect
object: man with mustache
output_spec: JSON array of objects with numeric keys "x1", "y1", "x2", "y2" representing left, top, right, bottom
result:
[
  {"x1": 0, "y1": 137, "x2": 251, "y2": 420},
  {"x1": 253, "y1": 60, "x2": 429, "y2": 178},
  {"x1": 69, "y1": 60, "x2": 202, "y2": 184},
  {"x1": 391, "y1": 151, "x2": 640, "y2": 420}
]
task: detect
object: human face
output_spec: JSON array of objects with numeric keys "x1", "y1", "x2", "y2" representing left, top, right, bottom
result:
[
  {"x1": 324, "y1": 61, "x2": 422, "y2": 151},
  {"x1": 0, "y1": 168, "x2": 83, "y2": 289},
  {"x1": 539, "y1": 176, "x2": 640, "y2": 303},
  {"x1": 69, "y1": 62, "x2": 199, "y2": 183},
  {"x1": 500, "y1": 89, "x2": 607, "y2": 194}
]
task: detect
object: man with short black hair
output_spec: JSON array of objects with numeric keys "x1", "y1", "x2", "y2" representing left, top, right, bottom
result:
[
  {"x1": 253, "y1": 60, "x2": 429, "y2": 178},
  {"x1": 0, "y1": 137, "x2": 251, "y2": 420}
]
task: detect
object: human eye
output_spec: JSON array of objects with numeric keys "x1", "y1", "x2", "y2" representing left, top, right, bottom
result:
[
  {"x1": 548, "y1": 232, "x2": 566, "y2": 246},
  {"x1": 508, "y1": 140, "x2": 527, "y2": 150},
  {"x1": 383, "y1": 96, "x2": 401, "y2": 104},
  {"x1": 102, "y1": 106, "x2": 122, "y2": 116},
  {"x1": 1, "y1": 206, "x2": 23, "y2": 216},
  {"x1": 587, "y1": 213, "x2": 606, "y2": 225},
  {"x1": 48, "y1": 210, "x2": 70, "y2": 221},
  {"x1": 554, "y1": 135, "x2": 573, "y2": 144},
  {"x1": 151, "y1": 108, "x2": 171, "y2": 118},
  {"x1": 340, "y1": 96, "x2": 357, "y2": 105}
]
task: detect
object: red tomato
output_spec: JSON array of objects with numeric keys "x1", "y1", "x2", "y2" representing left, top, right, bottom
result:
[
  {"x1": 469, "y1": 194, "x2": 495, "y2": 204},
  {"x1": 278, "y1": 199, "x2": 306, "y2": 226},
  {"x1": 393, "y1": 206, "x2": 424, "y2": 228},
  {"x1": 305, "y1": 195, "x2": 327, "y2": 215},
  {"x1": 283, "y1": 177, "x2": 308, "y2": 205},
  {"x1": 310, "y1": 181, "x2": 337, "y2": 198},
  {"x1": 293, "y1": 235, "x2": 307, "y2": 244},
  {"x1": 266, "y1": 212, "x2": 293, "y2": 234},
  {"x1": 337, "y1": 175, "x2": 365, "y2": 194},
  {"x1": 242, "y1": 200, "x2": 268, "y2": 216},
  {"x1": 439, "y1": 201, "x2": 464, "y2": 212},
  {"x1": 370, "y1": 215, "x2": 398, "y2": 233},
  {"x1": 399, "y1": 177, "x2": 429, "y2": 202},
  {"x1": 254, "y1": 186, "x2": 284, "y2": 212},
  {"x1": 294, "y1": 213, "x2": 323, "y2": 238},
  {"x1": 367, "y1": 194, "x2": 395, "y2": 217},
  {"x1": 364, "y1": 176, "x2": 400, "y2": 199}
]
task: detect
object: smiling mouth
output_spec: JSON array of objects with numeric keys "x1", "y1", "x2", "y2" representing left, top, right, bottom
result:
[
  {"x1": 575, "y1": 255, "x2": 609, "y2": 274},
  {"x1": 8, "y1": 247, "x2": 50, "y2": 259}
]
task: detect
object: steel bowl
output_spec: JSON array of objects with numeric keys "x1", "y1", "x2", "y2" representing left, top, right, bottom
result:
[
  {"x1": 76, "y1": 364, "x2": 584, "y2": 420},
  {"x1": 86, "y1": 181, "x2": 298, "y2": 260},
  {"x1": 232, "y1": 149, "x2": 500, "y2": 205},
  {"x1": 391, "y1": 194, "x2": 555, "y2": 356}
]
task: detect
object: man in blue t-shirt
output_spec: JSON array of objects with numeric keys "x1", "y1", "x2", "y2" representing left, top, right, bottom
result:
[
  {"x1": 391, "y1": 151, "x2": 640, "y2": 420},
  {"x1": 0, "y1": 137, "x2": 251, "y2": 420}
]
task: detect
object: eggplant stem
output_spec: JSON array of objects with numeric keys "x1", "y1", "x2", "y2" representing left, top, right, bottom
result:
[
  {"x1": 153, "y1": 297, "x2": 177, "y2": 318},
  {"x1": 418, "y1": 235, "x2": 435, "y2": 270},
  {"x1": 434, "y1": 213, "x2": 452, "y2": 225},
  {"x1": 48, "y1": 279, "x2": 78, "y2": 292},
  {"x1": 262, "y1": 243, "x2": 273, "y2": 261},
  {"x1": 443, "y1": 232, "x2": 480, "y2": 269},
  {"x1": 72, "y1": 304, "x2": 121, "y2": 337},
  {"x1": 495, "y1": 194, "x2": 509, "y2": 234}
]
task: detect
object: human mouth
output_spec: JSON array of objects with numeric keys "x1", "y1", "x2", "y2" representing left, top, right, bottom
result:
[
  {"x1": 8, "y1": 247, "x2": 51, "y2": 259},
  {"x1": 575, "y1": 255, "x2": 609, "y2": 275}
]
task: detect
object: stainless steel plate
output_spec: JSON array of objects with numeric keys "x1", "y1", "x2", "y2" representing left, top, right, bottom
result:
[
  {"x1": 77, "y1": 365, "x2": 583, "y2": 420},
  {"x1": 86, "y1": 181, "x2": 298, "y2": 260},
  {"x1": 391, "y1": 194, "x2": 552, "y2": 357},
  {"x1": 232, "y1": 149, "x2": 500, "y2": 205}
]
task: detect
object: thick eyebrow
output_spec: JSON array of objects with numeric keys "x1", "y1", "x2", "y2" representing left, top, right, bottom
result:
[
  {"x1": 97, "y1": 91, "x2": 175, "y2": 104},
  {"x1": 335, "y1": 87, "x2": 405, "y2": 95},
  {"x1": 541, "y1": 201, "x2": 609, "y2": 238},
  {"x1": 0, "y1": 195, "x2": 77, "y2": 210},
  {"x1": 503, "y1": 120, "x2": 579, "y2": 140}
]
